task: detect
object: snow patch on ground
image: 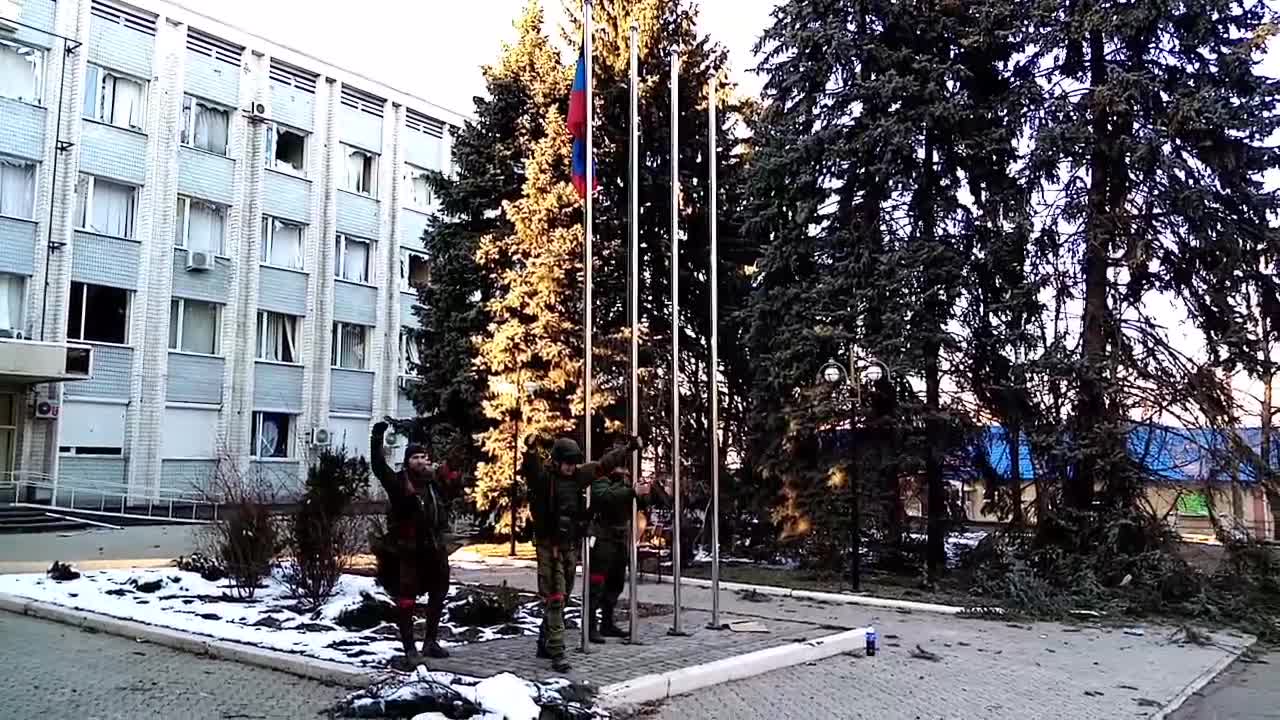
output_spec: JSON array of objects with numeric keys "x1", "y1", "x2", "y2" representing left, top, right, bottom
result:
[
  {"x1": 0, "y1": 567, "x2": 575, "y2": 668},
  {"x1": 341, "y1": 667, "x2": 605, "y2": 719}
]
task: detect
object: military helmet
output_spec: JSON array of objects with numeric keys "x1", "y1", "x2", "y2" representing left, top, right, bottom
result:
[{"x1": 550, "y1": 437, "x2": 584, "y2": 464}]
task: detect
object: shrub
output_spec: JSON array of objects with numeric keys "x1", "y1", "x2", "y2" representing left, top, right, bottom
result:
[{"x1": 282, "y1": 447, "x2": 371, "y2": 611}]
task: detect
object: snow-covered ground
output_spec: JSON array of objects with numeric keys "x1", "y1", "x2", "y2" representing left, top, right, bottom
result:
[
  {"x1": 0, "y1": 567, "x2": 574, "y2": 668},
  {"x1": 339, "y1": 667, "x2": 604, "y2": 719}
]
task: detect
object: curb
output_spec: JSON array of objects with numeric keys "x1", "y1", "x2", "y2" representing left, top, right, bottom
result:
[
  {"x1": 0, "y1": 592, "x2": 375, "y2": 688},
  {"x1": 453, "y1": 553, "x2": 978, "y2": 616},
  {"x1": 597, "y1": 625, "x2": 872, "y2": 710},
  {"x1": 1149, "y1": 635, "x2": 1258, "y2": 720}
]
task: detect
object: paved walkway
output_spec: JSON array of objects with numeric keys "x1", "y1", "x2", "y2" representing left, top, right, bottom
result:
[
  {"x1": 456, "y1": 563, "x2": 1253, "y2": 719},
  {"x1": 1170, "y1": 654, "x2": 1280, "y2": 720},
  {"x1": 0, "y1": 525, "x2": 201, "y2": 573},
  {"x1": 0, "y1": 612, "x2": 344, "y2": 720}
]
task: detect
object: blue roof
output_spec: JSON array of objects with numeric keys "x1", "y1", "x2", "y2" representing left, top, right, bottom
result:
[{"x1": 822, "y1": 426, "x2": 1274, "y2": 486}]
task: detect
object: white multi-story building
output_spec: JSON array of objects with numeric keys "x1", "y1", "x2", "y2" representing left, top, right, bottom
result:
[{"x1": 0, "y1": 0, "x2": 459, "y2": 501}]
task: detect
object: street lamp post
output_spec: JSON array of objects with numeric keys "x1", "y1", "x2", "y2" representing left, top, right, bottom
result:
[
  {"x1": 819, "y1": 350, "x2": 891, "y2": 593},
  {"x1": 497, "y1": 376, "x2": 540, "y2": 558}
]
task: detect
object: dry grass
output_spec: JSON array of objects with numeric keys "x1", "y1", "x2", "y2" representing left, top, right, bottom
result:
[{"x1": 458, "y1": 542, "x2": 537, "y2": 561}]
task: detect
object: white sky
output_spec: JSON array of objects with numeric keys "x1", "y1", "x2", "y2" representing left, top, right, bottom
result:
[
  {"x1": 193, "y1": 0, "x2": 776, "y2": 116},
  {"x1": 191, "y1": 0, "x2": 1276, "y2": 421}
]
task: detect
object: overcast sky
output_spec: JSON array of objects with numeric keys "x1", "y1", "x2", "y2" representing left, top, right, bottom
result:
[{"x1": 198, "y1": 0, "x2": 776, "y2": 115}]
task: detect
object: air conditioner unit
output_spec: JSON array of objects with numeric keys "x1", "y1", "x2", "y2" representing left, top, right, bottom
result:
[
  {"x1": 309, "y1": 428, "x2": 332, "y2": 447},
  {"x1": 246, "y1": 101, "x2": 266, "y2": 117},
  {"x1": 0, "y1": 2, "x2": 19, "y2": 34},
  {"x1": 34, "y1": 400, "x2": 59, "y2": 420},
  {"x1": 186, "y1": 250, "x2": 215, "y2": 271}
]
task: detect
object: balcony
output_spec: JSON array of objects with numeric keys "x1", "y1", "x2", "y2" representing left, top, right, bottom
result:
[{"x1": 0, "y1": 338, "x2": 92, "y2": 386}]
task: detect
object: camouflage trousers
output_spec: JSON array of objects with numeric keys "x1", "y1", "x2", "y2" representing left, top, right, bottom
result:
[
  {"x1": 536, "y1": 542, "x2": 578, "y2": 659},
  {"x1": 589, "y1": 534, "x2": 627, "y2": 614}
]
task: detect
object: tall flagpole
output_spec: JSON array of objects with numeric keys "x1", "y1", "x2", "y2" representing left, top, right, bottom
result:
[
  {"x1": 707, "y1": 74, "x2": 722, "y2": 630},
  {"x1": 627, "y1": 20, "x2": 641, "y2": 645},
  {"x1": 668, "y1": 49, "x2": 686, "y2": 637},
  {"x1": 580, "y1": 0, "x2": 594, "y2": 655}
]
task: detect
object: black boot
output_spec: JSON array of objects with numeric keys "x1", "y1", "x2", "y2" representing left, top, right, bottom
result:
[
  {"x1": 600, "y1": 602, "x2": 627, "y2": 638},
  {"x1": 423, "y1": 639, "x2": 450, "y2": 659},
  {"x1": 536, "y1": 634, "x2": 551, "y2": 659},
  {"x1": 551, "y1": 654, "x2": 573, "y2": 673}
]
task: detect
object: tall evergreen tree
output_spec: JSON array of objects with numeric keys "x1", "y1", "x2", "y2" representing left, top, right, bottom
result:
[
  {"x1": 1025, "y1": 0, "x2": 1280, "y2": 522},
  {"x1": 411, "y1": 1, "x2": 566, "y2": 470}
]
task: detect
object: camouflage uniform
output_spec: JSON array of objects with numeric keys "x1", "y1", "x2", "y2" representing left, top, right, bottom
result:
[
  {"x1": 589, "y1": 467, "x2": 646, "y2": 638},
  {"x1": 523, "y1": 436, "x2": 633, "y2": 665}
]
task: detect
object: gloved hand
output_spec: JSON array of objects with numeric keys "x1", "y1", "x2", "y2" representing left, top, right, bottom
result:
[
  {"x1": 627, "y1": 435, "x2": 644, "y2": 452},
  {"x1": 372, "y1": 420, "x2": 389, "y2": 438}
]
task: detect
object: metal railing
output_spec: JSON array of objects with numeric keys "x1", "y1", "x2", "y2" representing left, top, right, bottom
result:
[{"x1": 2, "y1": 471, "x2": 221, "y2": 524}]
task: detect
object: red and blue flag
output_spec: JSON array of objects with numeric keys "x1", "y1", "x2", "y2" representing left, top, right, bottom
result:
[{"x1": 567, "y1": 47, "x2": 598, "y2": 199}]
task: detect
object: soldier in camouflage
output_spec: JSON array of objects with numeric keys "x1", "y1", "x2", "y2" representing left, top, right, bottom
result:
[
  {"x1": 522, "y1": 434, "x2": 638, "y2": 672},
  {"x1": 587, "y1": 466, "x2": 652, "y2": 641}
]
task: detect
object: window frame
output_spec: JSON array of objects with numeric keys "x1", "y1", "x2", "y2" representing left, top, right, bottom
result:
[
  {"x1": 341, "y1": 143, "x2": 378, "y2": 197},
  {"x1": 168, "y1": 297, "x2": 222, "y2": 356},
  {"x1": 254, "y1": 310, "x2": 300, "y2": 364},
  {"x1": 0, "y1": 272, "x2": 25, "y2": 336},
  {"x1": 333, "y1": 233, "x2": 372, "y2": 285},
  {"x1": 264, "y1": 122, "x2": 309, "y2": 177},
  {"x1": 74, "y1": 174, "x2": 139, "y2": 239},
  {"x1": 66, "y1": 281, "x2": 131, "y2": 346},
  {"x1": 399, "y1": 247, "x2": 430, "y2": 293},
  {"x1": 250, "y1": 410, "x2": 294, "y2": 459},
  {"x1": 259, "y1": 215, "x2": 305, "y2": 271},
  {"x1": 404, "y1": 162, "x2": 433, "y2": 210},
  {"x1": 0, "y1": 157, "x2": 37, "y2": 221},
  {"x1": 174, "y1": 195, "x2": 228, "y2": 256},
  {"x1": 330, "y1": 321, "x2": 370, "y2": 370},
  {"x1": 179, "y1": 94, "x2": 231, "y2": 156},
  {"x1": 0, "y1": 39, "x2": 46, "y2": 106},
  {"x1": 398, "y1": 327, "x2": 419, "y2": 377},
  {"x1": 83, "y1": 63, "x2": 148, "y2": 132}
]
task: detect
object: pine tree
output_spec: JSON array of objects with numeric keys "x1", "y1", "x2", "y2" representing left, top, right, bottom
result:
[
  {"x1": 561, "y1": 0, "x2": 756, "y2": 550},
  {"x1": 410, "y1": 1, "x2": 566, "y2": 468},
  {"x1": 1025, "y1": 0, "x2": 1280, "y2": 522}
]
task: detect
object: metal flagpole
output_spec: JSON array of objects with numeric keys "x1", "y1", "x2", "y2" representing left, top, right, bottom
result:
[
  {"x1": 580, "y1": 0, "x2": 594, "y2": 655},
  {"x1": 668, "y1": 50, "x2": 686, "y2": 637},
  {"x1": 627, "y1": 21, "x2": 641, "y2": 645},
  {"x1": 706, "y1": 75, "x2": 722, "y2": 630}
]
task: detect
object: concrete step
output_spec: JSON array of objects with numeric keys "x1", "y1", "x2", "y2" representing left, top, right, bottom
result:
[{"x1": 0, "y1": 517, "x2": 89, "y2": 534}]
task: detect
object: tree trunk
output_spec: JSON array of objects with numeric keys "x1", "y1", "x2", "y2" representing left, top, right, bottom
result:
[
  {"x1": 1073, "y1": 26, "x2": 1112, "y2": 515},
  {"x1": 921, "y1": 126, "x2": 946, "y2": 583}
]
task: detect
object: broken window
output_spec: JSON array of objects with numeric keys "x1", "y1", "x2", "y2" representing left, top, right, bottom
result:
[
  {"x1": 399, "y1": 327, "x2": 420, "y2": 376},
  {"x1": 174, "y1": 196, "x2": 226, "y2": 254},
  {"x1": 342, "y1": 144, "x2": 377, "y2": 196},
  {"x1": 260, "y1": 216, "x2": 304, "y2": 270},
  {"x1": 334, "y1": 233, "x2": 371, "y2": 284},
  {"x1": 83, "y1": 64, "x2": 146, "y2": 131},
  {"x1": 399, "y1": 248, "x2": 430, "y2": 292},
  {"x1": 255, "y1": 310, "x2": 298, "y2": 363},
  {"x1": 75, "y1": 175, "x2": 138, "y2": 238},
  {"x1": 264, "y1": 123, "x2": 307, "y2": 175},
  {"x1": 251, "y1": 411, "x2": 293, "y2": 458},
  {"x1": 180, "y1": 95, "x2": 229, "y2": 155},
  {"x1": 331, "y1": 322, "x2": 369, "y2": 370},
  {"x1": 405, "y1": 163, "x2": 433, "y2": 209},
  {"x1": 66, "y1": 281, "x2": 131, "y2": 345},
  {"x1": 0, "y1": 39, "x2": 44, "y2": 105}
]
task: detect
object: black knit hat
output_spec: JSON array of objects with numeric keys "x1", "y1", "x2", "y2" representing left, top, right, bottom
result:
[{"x1": 403, "y1": 444, "x2": 429, "y2": 462}]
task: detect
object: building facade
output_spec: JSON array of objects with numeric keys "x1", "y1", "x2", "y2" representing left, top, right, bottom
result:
[{"x1": 0, "y1": 0, "x2": 458, "y2": 500}]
